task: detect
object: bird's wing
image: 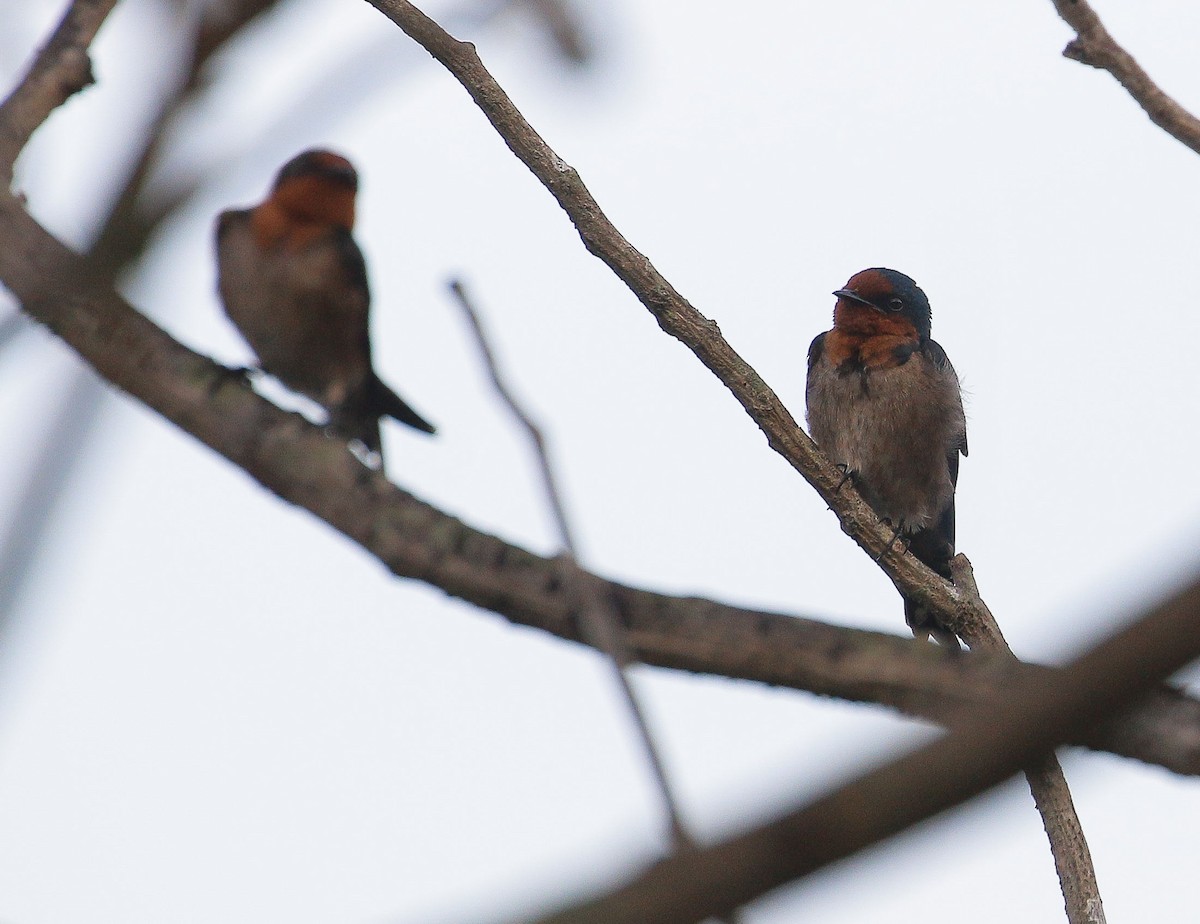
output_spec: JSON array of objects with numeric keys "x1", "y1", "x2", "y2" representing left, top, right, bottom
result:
[
  {"x1": 923, "y1": 337, "x2": 968, "y2": 458},
  {"x1": 331, "y1": 226, "x2": 370, "y2": 299},
  {"x1": 806, "y1": 331, "x2": 827, "y2": 377},
  {"x1": 330, "y1": 228, "x2": 436, "y2": 437},
  {"x1": 326, "y1": 226, "x2": 374, "y2": 365},
  {"x1": 214, "y1": 208, "x2": 243, "y2": 244}
]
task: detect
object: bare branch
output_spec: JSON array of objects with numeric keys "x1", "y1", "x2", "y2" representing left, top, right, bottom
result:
[
  {"x1": 360, "y1": 0, "x2": 989, "y2": 647},
  {"x1": 1, "y1": 188, "x2": 1198, "y2": 782},
  {"x1": 1026, "y1": 757, "x2": 1105, "y2": 923},
  {"x1": 194, "y1": 0, "x2": 284, "y2": 71},
  {"x1": 1051, "y1": 0, "x2": 1200, "y2": 155},
  {"x1": 88, "y1": 0, "x2": 286, "y2": 280},
  {"x1": 447, "y1": 279, "x2": 574, "y2": 551},
  {"x1": 530, "y1": 572, "x2": 1200, "y2": 924},
  {"x1": 0, "y1": 309, "x2": 29, "y2": 353},
  {"x1": 448, "y1": 277, "x2": 697, "y2": 853},
  {"x1": 523, "y1": 0, "x2": 590, "y2": 65},
  {"x1": 360, "y1": 4, "x2": 1102, "y2": 917},
  {"x1": 952, "y1": 561, "x2": 1102, "y2": 923},
  {"x1": 0, "y1": 0, "x2": 119, "y2": 183},
  {"x1": 956, "y1": 559, "x2": 1100, "y2": 919}
]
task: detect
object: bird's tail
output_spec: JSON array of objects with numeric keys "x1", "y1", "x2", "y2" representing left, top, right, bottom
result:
[
  {"x1": 902, "y1": 526, "x2": 961, "y2": 650},
  {"x1": 329, "y1": 400, "x2": 384, "y2": 457},
  {"x1": 328, "y1": 375, "x2": 435, "y2": 464},
  {"x1": 368, "y1": 374, "x2": 436, "y2": 436}
]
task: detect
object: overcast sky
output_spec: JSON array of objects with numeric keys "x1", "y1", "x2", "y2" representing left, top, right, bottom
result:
[{"x1": 1, "y1": 1, "x2": 1199, "y2": 922}]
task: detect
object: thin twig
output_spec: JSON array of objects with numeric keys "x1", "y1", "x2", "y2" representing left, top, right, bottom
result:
[
  {"x1": 88, "y1": 0, "x2": 286, "y2": 280},
  {"x1": 1051, "y1": 0, "x2": 1200, "y2": 156},
  {"x1": 361, "y1": 3, "x2": 1102, "y2": 918},
  {"x1": 448, "y1": 278, "x2": 695, "y2": 853},
  {"x1": 528, "y1": 569, "x2": 1200, "y2": 924},
  {"x1": 447, "y1": 280, "x2": 574, "y2": 550}
]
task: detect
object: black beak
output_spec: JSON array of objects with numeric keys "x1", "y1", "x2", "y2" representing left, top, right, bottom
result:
[{"x1": 833, "y1": 288, "x2": 876, "y2": 309}]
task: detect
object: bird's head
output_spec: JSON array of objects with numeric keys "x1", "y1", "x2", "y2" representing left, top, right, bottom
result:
[
  {"x1": 268, "y1": 149, "x2": 358, "y2": 230},
  {"x1": 833, "y1": 267, "x2": 932, "y2": 340}
]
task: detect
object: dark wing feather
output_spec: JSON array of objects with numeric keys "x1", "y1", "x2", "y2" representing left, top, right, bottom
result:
[
  {"x1": 330, "y1": 228, "x2": 436, "y2": 438},
  {"x1": 904, "y1": 335, "x2": 966, "y2": 648},
  {"x1": 806, "y1": 332, "x2": 827, "y2": 376},
  {"x1": 214, "y1": 208, "x2": 247, "y2": 245},
  {"x1": 923, "y1": 337, "x2": 968, "y2": 457},
  {"x1": 332, "y1": 227, "x2": 370, "y2": 298}
]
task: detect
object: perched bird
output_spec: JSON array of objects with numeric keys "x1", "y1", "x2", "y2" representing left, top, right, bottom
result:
[
  {"x1": 806, "y1": 268, "x2": 967, "y2": 648},
  {"x1": 216, "y1": 149, "x2": 435, "y2": 461}
]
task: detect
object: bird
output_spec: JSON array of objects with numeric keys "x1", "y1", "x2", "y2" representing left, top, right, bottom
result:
[
  {"x1": 805, "y1": 268, "x2": 967, "y2": 648},
  {"x1": 215, "y1": 148, "x2": 435, "y2": 463}
]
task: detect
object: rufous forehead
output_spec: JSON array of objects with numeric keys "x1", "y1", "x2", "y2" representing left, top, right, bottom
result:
[{"x1": 841, "y1": 268, "x2": 894, "y2": 300}]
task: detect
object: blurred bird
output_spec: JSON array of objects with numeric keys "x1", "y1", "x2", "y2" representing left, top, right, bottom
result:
[
  {"x1": 806, "y1": 268, "x2": 967, "y2": 648},
  {"x1": 216, "y1": 149, "x2": 435, "y2": 462}
]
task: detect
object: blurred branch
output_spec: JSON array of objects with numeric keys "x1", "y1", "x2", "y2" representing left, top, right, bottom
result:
[
  {"x1": 88, "y1": 0, "x2": 286, "y2": 279},
  {"x1": 195, "y1": 0, "x2": 282, "y2": 68},
  {"x1": 1051, "y1": 0, "x2": 1200, "y2": 155},
  {"x1": 447, "y1": 280, "x2": 573, "y2": 548},
  {"x1": 0, "y1": 366, "x2": 107, "y2": 640},
  {"x1": 523, "y1": 0, "x2": 590, "y2": 64},
  {"x1": 0, "y1": 0, "x2": 287, "y2": 672},
  {"x1": 0, "y1": 309, "x2": 29, "y2": 353},
  {"x1": 361, "y1": 4, "x2": 1100, "y2": 917},
  {"x1": 2, "y1": 191, "x2": 1199, "y2": 784},
  {"x1": 531, "y1": 571, "x2": 1200, "y2": 924},
  {"x1": 90, "y1": 0, "x2": 571, "y2": 279},
  {"x1": 448, "y1": 278, "x2": 695, "y2": 855},
  {"x1": 0, "y1": 0, "x2": 118, "y2": 184}
]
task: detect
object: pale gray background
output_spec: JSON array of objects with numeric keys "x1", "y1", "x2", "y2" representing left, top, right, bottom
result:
[{"x1": 0, "y1": 1, "x2": 1198, "y2": 922}]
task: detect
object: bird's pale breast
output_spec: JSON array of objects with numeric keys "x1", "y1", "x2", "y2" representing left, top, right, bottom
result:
[
  {"x1": 216, "y1": 211, "x2": 370, "y2": 408},
  {"x1": 806, "y1": 348, "x2": 964, "y2": 529}
]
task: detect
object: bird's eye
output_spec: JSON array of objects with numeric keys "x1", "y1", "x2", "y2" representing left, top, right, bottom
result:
[{"x1": 887, "y1": 297, "x2": 904, "y2": 312}]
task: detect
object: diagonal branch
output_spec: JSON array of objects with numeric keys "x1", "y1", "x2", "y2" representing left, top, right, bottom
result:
[
  {"x1": 2, "y1": 187, "x2": 1198, "y2": 781},
  {"x1": 361, "y1": 0, "x2": 986, "y2": 643},
  {"x1": 530, "y1": 570, "x2": 1200, "y2": 924},
  {"x1": 360, "y1": 4, "x2": 1102, "y2": 918},
  {"x1": 1051, "y1": 0, "x2": 1200, "y2": 155},
  {"x1": 0, "y1": 0, "x2": 119, "y2": 183}
]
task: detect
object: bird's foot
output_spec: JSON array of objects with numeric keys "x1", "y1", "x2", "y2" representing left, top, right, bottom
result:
[
  {"x1": 874, "y1": 520, "x2": 909, "y2": 562},
  {"x1": 209, "y1": 362, "x2": 260, "y2": 397},
  {"x1": 222, "y1": 363, "x2": 263, "y2": 382},
  {"x1": 827, "y1": 466, "x2": 856, "y2": 510}
]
